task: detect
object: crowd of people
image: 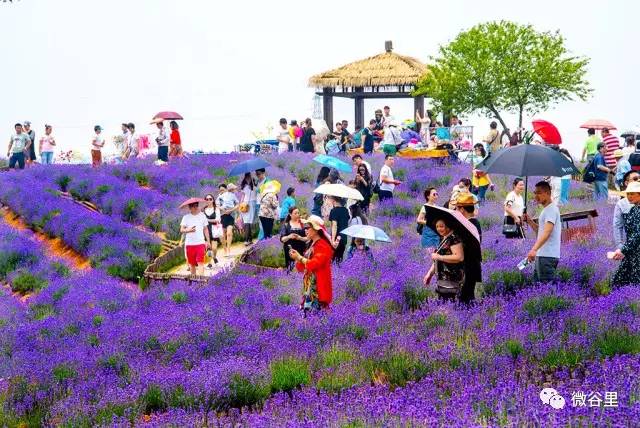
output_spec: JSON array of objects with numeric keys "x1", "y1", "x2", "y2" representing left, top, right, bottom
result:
[{"x1": 5, "y1": 120, "x2": 183, "y2": 170}]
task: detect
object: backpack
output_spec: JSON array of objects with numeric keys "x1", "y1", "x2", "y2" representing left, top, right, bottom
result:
[{"x1": 582, "y1": 157, "x2": 597, "y2": 183}]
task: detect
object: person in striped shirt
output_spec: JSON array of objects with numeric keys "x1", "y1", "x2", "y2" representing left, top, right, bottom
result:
[{"x1": 602, "y1": 127, "x2": 621, "y2": 168}]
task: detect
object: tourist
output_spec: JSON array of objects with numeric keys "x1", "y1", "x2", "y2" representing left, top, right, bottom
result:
[
  {"x1": 280, "y1": 207, "x2": 308, "y2": 271},
  {"x1": 23, "y1": 121, "x2": 36, "y2": 165},
  {"x1": 289, "y1": 215, "x2": 334, "y2": 314},
  {"x1": 354, "y1": 162, "x2": 372, "y2": 213},
  {"x1": 449, "y1": 178, "x2": 478, "y2": 210},
  {"x1": 455, "y1": 193, "x2": 482, "y2": 304},
  {"x1": 382, "y1": 105, "x2": 395, "y2": 128},
  {"x1": 180, "y1": 201, "x2": 211, "y2": 276},
  {"x1": 202, "y1": 193, "x2": 222, "y2": 266},
  {"x1": 503, "y1": 177, "x2": 526, "y2": 239},
  {"x1": 120, "y1": 123, "x2": 131, "y2": 158},
  {"x1": 611, "y1": 181, "x2": 640, "y2": 287},
  {"x1": 351, "y1": 154, "x2": 371, "y2": 175},
  {"x1": 379, "y1": 155, "x2": 401, "y2": 202},
  {"x1": 348, "y1": 203, "x2": 368, "y2": 227},
  {"x1": 581, "y1": 128, "x2": 599, "y2": 162},
  {"x1": 483, "y1": 121, "x2": 501, "y2": 155},
  {"x1": 350, "y1": 125, "x2": 363, "y2": 149},
  {"x1": 258, "y1": 181, "x2": 279, "y2": 239},
  {"x1": 7, "y1": 123, "x2": 31, "y2": 170},
  {"x1": 328, "y1": 196, "x2": 349, "y2": 263},
  {"x1": 169, "y1": 121, "x2": 182, "y2": 157},
  {"x1": 289, "y1": 120, "x2": 302, "y2": 151},
  {"x1": 415, "y1": 109, "x2": 431, "y2": 143},
  {"x1": 602, "y1": 127, "x2": 620, "y2": 169},
  {"x1": 312, "y1": 167, "x2": 330, "y2": 216},
  {"x1": 373, "y1": 109, "x2": 384, "y2": 131},
  {"x1": 341, "y1": 120, "x2": 351, "y2": 140},
  {"x1": 593, "y1": 143, "x2": 612, "y2": 201},
  {"x1": 217, "y1": 183, "x2": 239, "y2": 257},
  {"x1": 630, "y1": 141, "x2": 640, "y2": 172},
  {"x1": 422, "y1": 218, "x2": 465, "y2": 301},
  {"x1": 255, "y1": 168, "x2": 270, "y2": 239},
  {"x1": 613, "y1": 171, "x2": 640, "y2": 249},
  {"x1": 39, "y1": 124, "x2": 56, "y2": 165},
  {"x1": 347, "y1": 238, "x2": 373, "y2": 262},
  {"x1": 299, "y1": 118, "x2": 316, "y2": 153},
  {"x1": 155, "y1": 121, "x2": 170, "y2": 162},
  {"x1": 276, "y1": 118, "x2": 290, "y2": 154},
  {"x1": 239, "y1": 173, "x2": 256, "y2": 245},
  {"x1": 416, "y1": 187, "x2": 440, "y2": 251},
  {"x1": 91, "y1": 125, "x2": 105, "y2": 167},
  {"x1": 331, "y1": 122, "x2": 349, "y2": 152},
  {"x1": 381, "y1": 122, "x2": 402, "y2": 156},
  {"x1": 622, "y1": 136, "x2": 636, "y2": 160},
  {"x1": 126, "y1": 123, "x2": 140, "y2": 159},
  {"x1": 558, "y1": 148, "x2": 574, "y2": 205},
  {"x1": 523, "y1": 181, "x2": 562, "y2": 282},
  {"x1": 279, "y1": 187, "x2": 297, "y2": 221},
  {"x1": 471, "y1": 144, "x2": 493, "y2": 202},
  {"x1": 362, "y1": 119, "x2": 376, "y2": 154},
  {"x1": 614, "y1": 149, "x2": 631, "y2": 190}
]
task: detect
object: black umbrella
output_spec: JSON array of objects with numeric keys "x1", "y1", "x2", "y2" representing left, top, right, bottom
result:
[
  {"x1": 476, "y1": 143, "x2": 580, "y2": 213},
  {"x1": 620, "y1": 130, "x2": 640, "y2": 139},
  {"x1": 424, "y1": 205, "x2": 481, "y2": 258}
]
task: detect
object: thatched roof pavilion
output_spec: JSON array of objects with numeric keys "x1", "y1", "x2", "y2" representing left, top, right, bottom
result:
[{"x1": 309, "y1": 41, "x2": 428, "y2": 129}]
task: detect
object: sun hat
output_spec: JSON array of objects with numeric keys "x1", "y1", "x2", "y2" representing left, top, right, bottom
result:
[
  {"x1": 623, "y1": 181, "x2": 640, "y2": 194},
  {"x1": 613, "y1": 149, "x2": 624, "y2": 158},
  {"x1": 260, "y1": 180, "x2": 281, "y2": 194},
  {"x1": 227, "y1": 183, "x2": 238, "y2": 191},
  {"x1": 456, "y1": 192, "x2": 476, "y2": 207},
  {"x1": 301, "y1": 215, "x2": 330, "y2": 239}
]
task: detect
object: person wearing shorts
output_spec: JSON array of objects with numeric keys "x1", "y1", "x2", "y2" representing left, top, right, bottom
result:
[
  {"x1": 180, "y1": 201, "x2": 211, "y2": 276},
  {"x1": 217, "y1": 183, "x2": 239, "y2": 257}
]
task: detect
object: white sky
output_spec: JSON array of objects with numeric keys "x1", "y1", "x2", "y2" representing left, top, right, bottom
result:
[{"x1": 1, "y1": 0, "x2": 639, "y2": 159}]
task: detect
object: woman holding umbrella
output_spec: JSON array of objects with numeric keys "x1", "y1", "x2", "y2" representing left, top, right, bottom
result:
[
  {"x1": 169, "y1": 121, "x2": 182, "y2": 157},
  {"x1": 423, "y1": 217, "x2": 465, "y2": 301},
  {"x1": 180, "y1": 198, "x2": 211, "y2": 276},
  {"x1": 289, "y1": 215, "x2": 334, "y2": 315}
]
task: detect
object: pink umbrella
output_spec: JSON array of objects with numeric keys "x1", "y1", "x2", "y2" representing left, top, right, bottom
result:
[
  {"x1": 153, "y1": 111, "x2": 184, "y2": 121},
  {"x1": 580, "y1": 119, "x2": 616, "y2": 130},
  {"x1": 179, "y1": 197, "x2": 205, "y2": 210}
]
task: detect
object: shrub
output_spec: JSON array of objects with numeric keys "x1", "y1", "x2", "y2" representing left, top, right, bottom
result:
[
  {"x1": 122, "y1": 199, "x2": 142, "y2": 222},
  {"x1": 55, "y1": 174, "x2": 72, "y2": 192},
  {"x1": 316, "y1": 371, "x2": 358, "y2": 393},
  {"x1": 594, "y1": 328, "x2": 640, "y2": 357},
  {"x1": 523, "y1": 295, "x2": 572, "y2": 318},
  {"x1": 52, "y1": 286, "x2": 69, "y2": 302},
  {"x1": 345, "y1": 277, "x2": 373, "y2": 301},
  {"x1": 51, "y1": 262, "x2": 71, "y2": 278},
  {"x1": 224, "y1": 374, "x2": 269, "y2": 410},
  {"x1": 11, "y1": 272, "x2": 47, "y2": 294},
  {"x1": 133, "y1": 172, "x2": 149, "y2": 186},
  {"x1": 52, "y1": 363, "x2": 76, "y2": 383},
  {"x1": 172, "y1": 291, "x2": 187, "y2": 303},
  {"x1": 0, "y1": 251, "x2": 28, "y2": 278},
  {"x1": 270, "y1": 357, "x2": 311, "y2": 393},
  {"x1": 78, "y1": 225, "x2": 106, "y2": 251},
  {"x1": 92, "y1": 315, "x2": 104, "y2": 327},
  {"x1": 541, "y1": 347, "x2": 586, "y2": 368},
  {"x1": 424, "y1": 313, "x2": 447, "y2": 331},
  {"x1": 321, "y1": 344, "x2": 355, "y2": 368},
  {"x1": 277, "y1": 294, "x2": 293, "y2": 305},
  {"x1": 260, "y1": 318, "x2": 283, "y2": 331},
  {"x1": 296, "y1": 168, "x2": 313, "y2": 183},
  {"x1": 403, "y1": 281, "x2": 430, "y2": 311},
  {"x1": 498, "y1": 339, "x2": 524, "y2": 359},
  {"x1": 365, "y1": 351, "x2": 430, "y2": 388},
  {"x1": 556, "y1": 267, "x2": 573, "y2": 282},
  {"x1": 99, "y1": 353, "x2": 130, "y2": 379},
  {"x1": 29, "y1": 304, "x2": 55, "y2": 321},
  {"x1": 484, "y1": 270, "x2": 527, "y2": 296}
]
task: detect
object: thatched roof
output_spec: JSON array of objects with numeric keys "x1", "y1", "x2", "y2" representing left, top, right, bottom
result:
[{"x1": 309, "y1": 47, "x2": 427, "y2": 89}]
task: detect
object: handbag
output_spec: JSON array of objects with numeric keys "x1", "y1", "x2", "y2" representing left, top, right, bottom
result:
[
  {"x1": 372, "y1": 179, "x2": 380, "y2": 194},
  {"x1": 502, "y1": 217, "x2": 519, "y2": 235},
  {"x1": 211, "y1": 223, "x2": 223, "y2": 239}
]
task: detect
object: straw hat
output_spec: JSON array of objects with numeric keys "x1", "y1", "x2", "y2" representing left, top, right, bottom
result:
[
  {"x1": 260, "y1": 180, "x2": 281, "y2": 194},
  {"x1": 614, "y1": 149, "x2": 624, "y2": 158},
  {"x1": 623, "y1": 182, "x2": 640, "y2": 194},
  {"x1": 456, "y1": 192, "x2": 476, "y2": 207},
  {"x1": 301, "y1": 215, "x2": 329, "y2": 237}
]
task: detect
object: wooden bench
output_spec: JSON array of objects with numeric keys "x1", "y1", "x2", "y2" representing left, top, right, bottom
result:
[{"x1": 533, "y1": 209, "x2": 598, "y2": 243}]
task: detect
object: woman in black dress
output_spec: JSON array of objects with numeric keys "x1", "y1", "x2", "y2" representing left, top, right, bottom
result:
[
  {"x1": 611, "y1": 182, "x2": 640, "y2": 286},
  {"x1": 354, "y1": 163, "x2": 372, "y2": 213},
  {"x1": 280, "y1": 207, "x2": 308, "y2": 271},
  {"x1": 202, "y1": 193, "x2": 222, "y2": 266},
  {"x1": 328, "y1": 196, "x2": 350, "y2": 263},
  {"x1": 423, "y1": 218, "x2": 465, "y2": 301}
]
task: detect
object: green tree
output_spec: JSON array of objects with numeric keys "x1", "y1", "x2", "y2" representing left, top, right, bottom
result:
[{"x1": 414, "y1": 21, "x2": 591, "y2": 137}]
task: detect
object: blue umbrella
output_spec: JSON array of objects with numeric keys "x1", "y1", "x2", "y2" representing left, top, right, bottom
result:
[
  {"x1": 313, "y1": 155, "x2": 352, "y2": 173},
  {"x1": 341, "y1": 225, "x2": 391, "y2": 243},
  {"x1": 228, "y1": 158, "x2": 270, "y2": 176}
]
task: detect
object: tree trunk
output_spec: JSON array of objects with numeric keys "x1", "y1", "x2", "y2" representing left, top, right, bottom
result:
[
  {"x1": 488, "y1": 105, "x2": 511, "y2": 140},
  {"x1": 518, "y1": 105, "x2": 524, "y2": 131}
]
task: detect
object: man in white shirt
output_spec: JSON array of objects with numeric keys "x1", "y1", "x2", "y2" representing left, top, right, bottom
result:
[
  {"x1": 155, "y1": 121, "x2": 170, "y2": 162},
  {"x1": 180, "y1": 201, "x2": 211, "y2": 276},
  {"x1": 7, "y1": 123, "x2": 32, "y2": 170},
  {"x1": 378, "y1": 155, "x2": 402, "y2": 202},
  {"x1": 524, "y1": 181, "x2": 561, "y2": 282},
  {"x1": 91, "y1": 125, "x2": 105, "y2": 167},
  {"x1": 382, "y1": 106, "x2": 395, "y2": 128},
  {"x1": 276, "y1": 118, "x2": 290, "y2": 154}
]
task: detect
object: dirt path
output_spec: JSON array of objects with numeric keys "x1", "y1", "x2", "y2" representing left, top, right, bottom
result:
[
  {"x1": 0, "y1": 206, "x2": 91, "y2": 271},
  {"x1": 167, "y1": 242, "x2": 246, "y2": 277}
]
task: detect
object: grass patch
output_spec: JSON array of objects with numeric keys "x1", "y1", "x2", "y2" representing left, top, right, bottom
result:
[
  {"x1": 171, "y1": 291, "x2": 187, "y2": 304},
  {"x1": 277, "y1": 294, "x2": 293, "y2": 305},
  {"x1": 11, "y1": 272, "x2": 47, "y2": 294},
  {"x1": 260, "y1": 318, "x2": 283, "y2": 331},
  {"x1": 29, "y1": 304, "x2": 55, "y2": 320},
  {"x1": 52, "y1": 363, "x2": 76, "y2": 383},
  {"x1": 403, "y1": 280, "x2": 430, "y2": 311},
  {"x1": 594, "y1": 328, "x2": 640, "y2": 357},
  {"x1": 51, "y1": 262, "x2": 71, "y2": 278},
  {"x1": 523, "y1": 295, "x2": 572, "y2": 318},
  {"x1": 364, "y1": 351, "x2": 431, "y2": 388},
  {"x1": 541, "y1": 347, "x2": 585, "y2": 369},
  {"x1": 321, "y1": 344, "x2": 355, "y2": 368},
  {"x1": 270, "y1": 357, "x2": 311, "y2": 393},
  {"x1": 424, "y1": 313, "x2": 447, "y2": 331}
]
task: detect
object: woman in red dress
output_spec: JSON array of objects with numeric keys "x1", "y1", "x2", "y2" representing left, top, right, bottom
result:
[
  {"x1": 169, "y1": 120, "x2": 182, "y2": 157},
  {"x1": 288, "y1": 215, "x2": 334, "y2": 314}
]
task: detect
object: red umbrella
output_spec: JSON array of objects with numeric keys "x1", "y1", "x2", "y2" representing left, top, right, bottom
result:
[
  {"x1": 532, "y1": 119, "x2": 562, "y2": 145},
  {"x1": 179, "y1": 197, "x2": 205, "y2": 210},
  {"x1": 580, "y1": 119, "x2": 616, "y2": 130},
  {"x1": 154, "y1": 111, "x2": 184, "y2": 120}
]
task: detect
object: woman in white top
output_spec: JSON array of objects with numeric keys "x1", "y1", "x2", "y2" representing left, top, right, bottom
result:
[
  {"x1": 202, "y1": 193, "x2": 222, "y2": 267},
  {"x1": 503, "y1": 177, "x2": 526, "y2": 239},
  {"x1": 239, "y1": 173, "x2": 257, "y2": 245},
  {"x1": 415, "y1": 109, "x2": 431, "y2": 144}
]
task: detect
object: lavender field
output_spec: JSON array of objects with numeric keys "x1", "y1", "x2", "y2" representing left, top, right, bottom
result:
[{"x1": 0, "y1": 154, "x2": 638, "y2": 427}]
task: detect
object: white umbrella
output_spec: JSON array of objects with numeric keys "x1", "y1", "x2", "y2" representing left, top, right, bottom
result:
[
  {"x1": 342, "y1": 225, "x2": 391, "y2": 243},
  {"x1": 313, "y1": 183, "x2": 364, "y2": 201}
]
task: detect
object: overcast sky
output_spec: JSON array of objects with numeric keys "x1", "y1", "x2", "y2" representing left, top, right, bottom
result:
[{"x1": 1, "y1": 0, "x2": 638, "y2": 158}]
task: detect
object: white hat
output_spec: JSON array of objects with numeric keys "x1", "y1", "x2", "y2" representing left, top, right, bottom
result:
[{"x1": 623, "y1": 181, "x2": 640, "y2": 194}]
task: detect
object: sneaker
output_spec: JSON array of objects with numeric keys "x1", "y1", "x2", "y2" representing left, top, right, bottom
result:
[
  {"x1": 207, "y1": 263, "x2": 213, "y2": 269},
  {"x1": 214, "y1": 258, "x2": 219, "y2": 264}
]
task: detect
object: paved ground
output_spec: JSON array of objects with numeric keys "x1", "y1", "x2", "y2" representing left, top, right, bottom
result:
[{"x1": 167, "y1": 242, "x2": 247, "y2": 277}]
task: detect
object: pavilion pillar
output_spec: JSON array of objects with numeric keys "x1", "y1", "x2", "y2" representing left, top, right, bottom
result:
[
  {"x1": 443, "y1": 110, "x2": 451, "y2": 127},
  {"x1": 354, "y1": 86, "x2": 364, "y2": 129},
  {"x1": 413, "y1": 95, "x2": 424, "y2": 131},
  {"x1": 322, "y1": 88, "x2": 333, "y2": 129}
]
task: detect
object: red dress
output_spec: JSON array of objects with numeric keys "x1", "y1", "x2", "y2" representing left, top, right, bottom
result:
[
  {"x1": 170, "y1": 129, "x2": 181, "y2": 145},
  {"x1": 296, "y1": 238, "x2": 334, "y2": 306}
]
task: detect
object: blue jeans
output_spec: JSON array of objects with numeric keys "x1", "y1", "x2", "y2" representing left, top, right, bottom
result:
[
  {"x1": 560, "y1": 178, "x2": 570, "y2": 205},
  {"x1": 9, "y1": 152, "x2": 25, "y2": 169},
  {"x1": 41, "y1": 151, "x2": 54, "y2": 165},
  {"x1": 158, "y1": 145, "x2": 169, "y2": 162},
  {"x1": 473, "y1": 185, "x2": 488, "y2": 202},
  {"x1": 594, "y1": 180, "x2": 608, "y2": 200}
]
